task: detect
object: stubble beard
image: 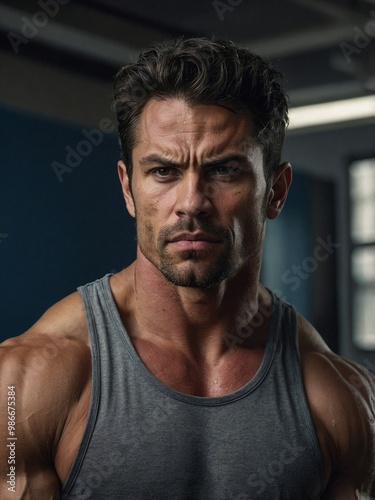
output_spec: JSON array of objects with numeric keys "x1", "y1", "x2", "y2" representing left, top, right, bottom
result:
[
  {"x1": 136, "y1": 215, "x2": 266, "y2": 289},
  {"x1": 158, "y1": 246, "x2": 236, "y2": 289}
]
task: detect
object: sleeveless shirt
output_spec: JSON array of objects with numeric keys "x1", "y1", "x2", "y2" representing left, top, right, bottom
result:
[{"x1": 61, "y1": 274, "x2": 325, "y2": 499}]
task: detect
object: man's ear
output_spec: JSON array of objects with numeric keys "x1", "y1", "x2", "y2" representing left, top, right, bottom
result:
[
  {"x1": 118, "y1": 160, "x2": 135, "y2": 218},
  {"x1": 266, "y1": 162, "x2": 292, "y2": 220}
]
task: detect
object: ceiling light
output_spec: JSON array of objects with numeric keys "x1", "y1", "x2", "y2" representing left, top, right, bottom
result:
[{"x1": 288, "y1": 95, "x2": 375, "y2": 130}]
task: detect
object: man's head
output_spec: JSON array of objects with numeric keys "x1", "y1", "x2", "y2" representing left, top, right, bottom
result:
[
  {"x1": 114, "y1": 37, "x2": 292, "y2": 289},
  {"x1": 113, "y1": 36, "x2": 289, "y2": 187}
]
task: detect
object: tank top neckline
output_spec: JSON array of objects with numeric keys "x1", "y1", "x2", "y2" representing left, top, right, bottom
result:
[{"x1": 102, "y1": 274, "x2": 282, "y2": 406}]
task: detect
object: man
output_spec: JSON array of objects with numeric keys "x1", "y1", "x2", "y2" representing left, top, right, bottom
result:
[{"x1": 0, "y1": 37, "x2": 374, "y2": 499}]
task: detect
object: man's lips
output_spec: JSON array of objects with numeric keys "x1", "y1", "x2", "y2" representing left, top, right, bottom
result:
[
  {"x1": 169, "y1": 232, "x2": 221, "y2": 243},
  {"x1": 168, "y1": 232, "x2": 221, "y2": 250}
]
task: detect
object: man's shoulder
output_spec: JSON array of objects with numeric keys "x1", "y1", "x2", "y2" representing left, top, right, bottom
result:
[
  {"x1": 296, "y1": 313, "x2": 375, "y2": 404},
  {"x1": 296, "y1": 312, "x2": 375, "y2": 448},
  {"x1": 296, "y1": 313, "x2": 375, "y2": 495},
  {"x1": 2, "y1": 286, "x2": 89, "y2": 383},
  {"x1": 1, "y1": 290, "x2": 90, "y2": 389},
  {"x1": 2, "y1": 288, "x2": 88, "y2": 345}
]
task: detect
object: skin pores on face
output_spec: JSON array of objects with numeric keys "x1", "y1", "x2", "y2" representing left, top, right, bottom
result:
[{"x1": 125, "y1": 98, "x2": 268, "y2": 289}]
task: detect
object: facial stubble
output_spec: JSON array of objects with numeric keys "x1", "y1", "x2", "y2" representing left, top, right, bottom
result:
[{"x1": 135, "y1": 207, "x2": 267, "y2": 289}]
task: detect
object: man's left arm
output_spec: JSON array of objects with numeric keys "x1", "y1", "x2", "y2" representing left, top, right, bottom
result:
[{"x1": 319, "y1": 355, "x2": 375, "y2": 499}]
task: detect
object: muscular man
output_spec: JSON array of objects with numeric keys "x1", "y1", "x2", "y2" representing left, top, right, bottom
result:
[{"x1": 1, "y1": 37, "x2": 374, "y2": 499}]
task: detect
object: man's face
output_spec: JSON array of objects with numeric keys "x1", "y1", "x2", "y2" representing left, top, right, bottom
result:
[{"x1": 119, "y1": 98, "x2": 273, "y2": 288}]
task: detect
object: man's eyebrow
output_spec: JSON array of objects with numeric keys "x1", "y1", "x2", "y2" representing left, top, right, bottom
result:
[
  {"x1": 138, "y1": 155, "x2": 181, "y2": 168},
  {"x1": 201, "y1": 153, "x2": 250, "y2": 168},
  {"x1": 139, "y1": 153, "x2": 251, "y2": 169}
]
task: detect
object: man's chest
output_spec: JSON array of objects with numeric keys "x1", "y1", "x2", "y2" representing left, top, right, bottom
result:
[
  {"x1": 60, "y1": 376, "x2": 325, "y2": 500},
  {"x1": 131, "y1": 338, "x2": 266, "y2": 397}
]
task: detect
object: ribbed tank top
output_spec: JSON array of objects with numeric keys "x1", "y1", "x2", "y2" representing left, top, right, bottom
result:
[{"x1": 61, "y1": 274, "x2": 325, "y2": 500}]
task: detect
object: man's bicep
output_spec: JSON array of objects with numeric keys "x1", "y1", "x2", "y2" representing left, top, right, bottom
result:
[
  {"x1": 0, "y1": 342, "x2": 62, "y2": 498},
  {"x1": 307, "y1": 353, "x2": 375, "y2": 498},
  {"x1": 0, "y1": 361, "x2": 19, "y2": 498},
  {"x1": 329, "y1": 356, "x2": 375, "y2": 498},
  {"x1": 346, "y1": 359, "x2": 375, "y2": 495}
]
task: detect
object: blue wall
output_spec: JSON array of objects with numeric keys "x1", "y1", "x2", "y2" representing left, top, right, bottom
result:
[
  {"x1": 0, "y1": 106, "x2": 135, "y2": 339},
  {"x1": 1, "y1": 106, "x2": 312, "y2": 341},
  {"x1": 261, "y1": 174, "x2": 312, "y2": 318}
]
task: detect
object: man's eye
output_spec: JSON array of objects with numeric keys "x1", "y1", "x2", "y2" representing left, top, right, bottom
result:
[
  {"x1": 152, "y1": 167, "x2": 175, "y2": 177},
  {"x1": 215, "y1": 166, "x2": 230, "y2": 174},
  {"x1": 210, "y1": 166, "x2": 240, "y2": 177}
]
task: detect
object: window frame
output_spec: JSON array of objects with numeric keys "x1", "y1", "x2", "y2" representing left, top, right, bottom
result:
[{"x1": 347, "y1": 154, "x2": 375, "y2": 351}]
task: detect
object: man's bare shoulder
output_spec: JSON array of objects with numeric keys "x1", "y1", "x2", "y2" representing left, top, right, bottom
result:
[
  {"x1": 1, "y1": 286, "x2": 89, "y2": 362},
  {"x1": 0, "y1": 290, "x2": 90, "y2": 397},
  {"x1": 297, "y1": 313, "x2": 375, "y2": 498},
  {"x1": 0, "y1": 291, "x2": 91, "y2": 498}
]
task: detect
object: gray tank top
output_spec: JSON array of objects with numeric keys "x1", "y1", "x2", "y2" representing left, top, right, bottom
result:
[{"x1": 61, "y1": 274, "x2": 325, "y2": 499}]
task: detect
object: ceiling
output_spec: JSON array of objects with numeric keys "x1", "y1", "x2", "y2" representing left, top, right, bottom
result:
[{"x1": 0, "y1": 0, "x2": 375, "y2": 107}]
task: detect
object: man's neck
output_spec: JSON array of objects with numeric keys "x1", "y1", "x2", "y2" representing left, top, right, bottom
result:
[{"x1": 112, "y1": 250, "x2": 271, "y2": 364}]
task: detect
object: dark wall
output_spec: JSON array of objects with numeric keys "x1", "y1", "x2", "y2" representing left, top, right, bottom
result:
[
  {"x1": 262, "y1": 173, "x2": 312, "y2": 315},
  {"x1": 262, "y1": 174, "x2": 338, "y2": 351},
  {"x1": 0, "y1": 106, "x2": 135, "y2": 339}
]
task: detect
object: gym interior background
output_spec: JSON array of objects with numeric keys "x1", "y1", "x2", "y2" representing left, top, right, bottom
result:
[{"x1": 0, "y1": 0, "x2": 374, "y2": 369}]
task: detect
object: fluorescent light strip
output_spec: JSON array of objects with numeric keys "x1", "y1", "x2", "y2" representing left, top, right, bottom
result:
[{"x1": 288, "y1": 95, "x2": 375, "y2": 130}]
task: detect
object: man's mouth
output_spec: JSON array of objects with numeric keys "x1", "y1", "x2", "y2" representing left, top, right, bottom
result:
[{"x1": 168, "y1": 232, "x2": 221, "y2": 250}]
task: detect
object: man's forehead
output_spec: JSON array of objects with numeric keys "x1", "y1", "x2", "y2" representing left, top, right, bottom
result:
[
  {"x1": 137, "y1": 98, "x2": 257, "y2": 146},
  {"x1": 132, "y1": 98, "x2": 263, "y2": 171}
]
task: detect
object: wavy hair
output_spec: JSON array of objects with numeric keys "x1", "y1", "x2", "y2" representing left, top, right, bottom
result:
[{"x1": 113, "y1": 36, "x2": 289, "y2": 184}]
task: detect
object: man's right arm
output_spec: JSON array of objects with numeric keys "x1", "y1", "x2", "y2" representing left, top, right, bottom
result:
[{"x1": 0, "y1": 293, "x2": 91, "y2": 499}]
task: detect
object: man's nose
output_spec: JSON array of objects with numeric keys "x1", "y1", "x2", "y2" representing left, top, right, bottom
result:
[{"x1": 174, "y1": 172, "x2": 213, "y2": 218}]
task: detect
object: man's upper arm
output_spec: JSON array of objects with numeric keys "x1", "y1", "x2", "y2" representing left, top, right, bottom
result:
[
  {"x1": 0, "y1": 337, "x2": 63, "y2": 498},
  {"x1": 343, "y1": 358, "x2": 375, "y2": 497},
  {"x1": 0, "y1": 296, "x2": 90, "y2": 499},
  {"x1": 312, "y1": 354, "x2": 375, "y2": 498}
]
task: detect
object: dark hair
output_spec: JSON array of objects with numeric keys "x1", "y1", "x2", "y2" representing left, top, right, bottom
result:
[{"x1": 113, "y1": 36, "x2": 289, "y2": 184}]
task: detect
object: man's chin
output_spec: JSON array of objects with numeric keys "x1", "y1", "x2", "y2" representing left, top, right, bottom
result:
[
  {"x1": 159, "y1": 260, "x2": 233, "y2": 289},
  {"x1": 176, "y1": 249, "x2": 212, "y2": 261}
]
